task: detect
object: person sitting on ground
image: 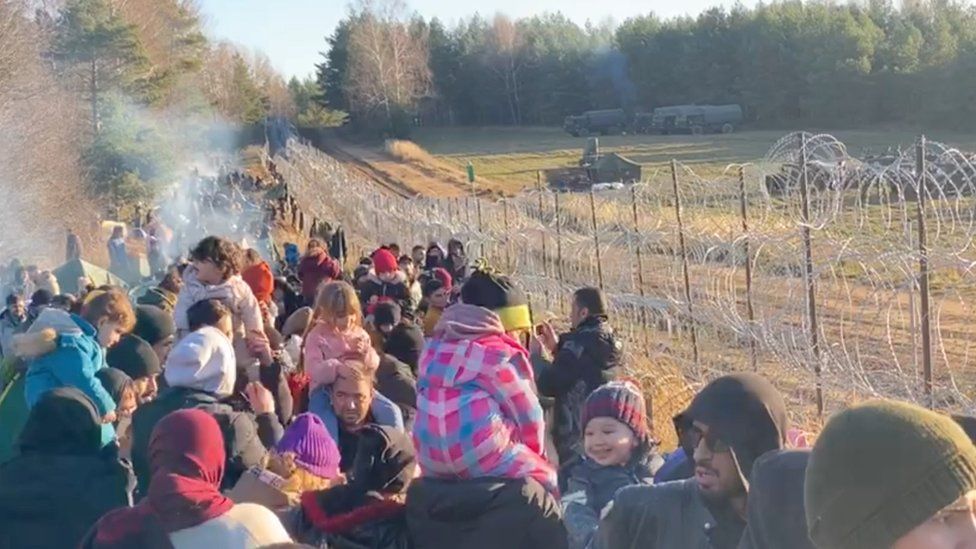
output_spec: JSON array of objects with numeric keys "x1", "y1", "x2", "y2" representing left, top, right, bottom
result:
[
  {"x1": 534, "y1": 287, "x2": 623, "y2": 467},
  {"x1": 137, "y1": 267, "x2": 182, "y2": 313},
  {"x1": 805, "y1": 399, "x2": 976, "y2": 549},
  {"x1": 94, "y1": 367, "x2": 138, "y2": 458},
  {"x1": 286, "y1": 425, "x2": 415, "y2": 548},
  {"x1": 230, "y1": 413, "x2": 343, "y2": 509},
  {"x1": 84, "y1": 409, "x2": 293, "y2": 548},
  {"x1": 413, "y1": 267, "x2": 555, "y2": 493},
  {"x1": 131, "y1": 304, "x2": 177, "y2": 364},
  {"x1": 738, "y1": 449, "x2": 814, "y2": 549},
  {"x1": 0, "y1": 388, "x2": 134, "y2": 549},
  {"x1": 443, "y1": 238, "x2": 470, "y2": 283},
  {"x1": 399, "y1": 254, "x2": 423, "y2": 307},
  {"x1": 359, "y1": 248, "x2": 414, "y2": 315},
  {"x1": 371, "y1": 301, "x2": 424, "y2": 371},
  {"x1": 595, "y1": 373, "x2": 788, "y2": 549},
  {"x1": 17, "y1": 289, "x2": 135, "y2": 448},
  {"x1": 174, "y1": 236, "x2": 274, "y2": 373},
  {"x1": 298, "y1": 239, "x2": 340, "y2": 306},
  {"x1": 563, "y1": 381, "x2": 663, "y2": 549},
  {"x1": 420, "y1": 272, "x2": 452, "y2": 337},
  {"x1": 131, "y1": 299, "x2": 283, "y2": 495},
  {"x1": 331, "y1": 361, "x2": 404, "y2": 471},
  {"x1": 107, "y1": 334, "x2": 162, "y2": 404},
  {"x1": 303, "y1": 281, "x2": 399, "y2": 440},
  {"x1": 0, "y1": 293, "x2": 26, "y2": 358}
]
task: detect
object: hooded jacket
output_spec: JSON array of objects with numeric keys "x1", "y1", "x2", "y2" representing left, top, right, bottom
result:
[
  {"x1": 0, "y1": 388, "x2": 133, "y2": 549},
  {"x1": 173, "y1": 264, "x2": 272, "y2": 370},
  {"x1": 443, "y1": 239, "x2": 469, "y2": 283},
  {"x1": 595, "y1": 373, "x2": 788, "y2": 549},
  {"x1": 407, "y1": 476, "x2": 567, "y2": 549},
  {"x1": 164, "y1": 326, "x2": 237, "y2": 398},
  {"x1": 298, "y1": 248, "x2": 340, "y2": 302},
  {"x1": 376, "y1": 353, "x2": 417, "y2": 431},
  {"x1": 360, "y1": 271, "x2": 415, "y2": 314},
  {"x1": 413, "y1": 303, "x2": 557, "y2": 496},
  {"x1": 383, "y1": 321, "x2": 424, "y2": 374},
  {"x1": 287, "y1": 425, "x2": 415, "y2": 549},
  {"x1": 536, "y1": 315, "x2": 623, "y2": 465},
  {"x1": 16, "y1": 308, "x2": 116, "y2": 446},
  {"x1": 737, "y1": 450, "x2": 814, "y2": 549},
  {"x1": 131, "y1": 385, "x2": 284, "y2": 496}
]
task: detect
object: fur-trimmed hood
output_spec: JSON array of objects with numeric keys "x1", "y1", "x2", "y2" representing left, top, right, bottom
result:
[{"x1": 12, "y1": 308, "x2": 86, "y2": 360}]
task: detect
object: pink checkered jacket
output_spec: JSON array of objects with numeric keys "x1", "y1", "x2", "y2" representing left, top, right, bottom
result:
[{"x1": 413, "y1": 304, "x2": 558, "y2": 495}]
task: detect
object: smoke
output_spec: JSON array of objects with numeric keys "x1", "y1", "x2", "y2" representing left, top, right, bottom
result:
[{"x1": 589, "y1": 48, "x2": 638, "y2": 110}]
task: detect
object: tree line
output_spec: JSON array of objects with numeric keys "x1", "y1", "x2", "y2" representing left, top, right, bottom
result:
[{"x1": 315, "y1": 0, "x2": 976, "y2": 134}]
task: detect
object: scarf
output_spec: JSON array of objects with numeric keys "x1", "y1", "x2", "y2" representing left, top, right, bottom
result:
[{"x1": 84, "y1": 409, "x2": 234, "y2": 548}]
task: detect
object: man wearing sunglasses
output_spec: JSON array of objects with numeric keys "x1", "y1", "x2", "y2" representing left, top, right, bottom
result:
[{"x1": 595, "y1": 373, "x2": 788, "y2": 549}]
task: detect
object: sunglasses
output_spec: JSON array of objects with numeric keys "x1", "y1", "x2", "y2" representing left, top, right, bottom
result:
[{"x1": 686, "y1": 424, "x2": 731, "y2": 454}]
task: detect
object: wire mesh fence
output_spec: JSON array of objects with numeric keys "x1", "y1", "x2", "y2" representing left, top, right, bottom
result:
[{"x1": 276, "y1": 131, "x2": 976, "y2": 427}]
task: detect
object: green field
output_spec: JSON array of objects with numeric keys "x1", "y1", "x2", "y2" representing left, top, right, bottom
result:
[{"x1": 411, "y1": 126, "x2": 976, "y2": 189}]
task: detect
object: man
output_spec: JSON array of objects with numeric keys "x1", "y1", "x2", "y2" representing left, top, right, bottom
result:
[
  {"x1": 0, "y1": 294, "x2": 26, "y2": 358},
  {"x1": 411, "y1": 245, "x2": 426, "y2": 270},
  {"x1": 332, "y1": 361, "x2": 404, "y2": 472},
  {"x1": 595, "y1": 373, "x2": 788, "y2": 549},
  {"x1": 534, "y1": 287, "x2": 623, "y2": 466},
  {"x1": 106, "y1": 335, "x2": 161, "y2": 403},
  {"x1": 805, "y1": 399, "x2": 976, "y2": 549},
  {"x1": 131, "y1": 305, "x2": 176, "y2": 364},
  {"x1": 65, "y1": 228, "x2": 83, "y2": 262}
]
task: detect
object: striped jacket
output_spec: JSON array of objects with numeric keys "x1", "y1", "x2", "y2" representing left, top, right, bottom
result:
[{"x1": 413, "y1": 304, "x2": 558, "y2": 495}]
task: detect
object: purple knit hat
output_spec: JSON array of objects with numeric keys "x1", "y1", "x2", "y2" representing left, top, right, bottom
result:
[{"x1": 275, "y1": 413, "x2": 341, "y2": 479}]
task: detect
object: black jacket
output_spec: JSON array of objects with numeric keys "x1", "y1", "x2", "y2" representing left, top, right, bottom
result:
[
  {"x1": 286, "y1": 497, "x2": 412, "y2": 549},
  {"x1": 0, "y1": 452, "x2": 134, "y2": 549},
  {"x1": 738, "y1": 450, "x2": 814, "y2": 549},
  {"x1": 360, "y1": 273, "x2": 415, "y2": 314},
  {"x1": 131, "y1": 386, "x2": 283, "y2": 495},
  {"x1": 536, "y1": 315, "x2": 622, "y2": 465},
  {"x1": 376, "y1": 354, "x2": 417, "y2": 431},
  {"x1": 406, "y1": 477, "x2": 568, "y2": 549}
]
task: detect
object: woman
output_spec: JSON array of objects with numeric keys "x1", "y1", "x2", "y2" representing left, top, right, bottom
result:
[
  {"x1": 84, "y1": 408, "x2": 292, "y2": 548},
  {"x1": 0, "y1": 388, "x2": 134, "y2": 548}
]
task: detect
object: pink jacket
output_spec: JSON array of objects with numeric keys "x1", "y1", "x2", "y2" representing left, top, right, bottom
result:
[
  {"x1": 413, "y1": 304, "x2": 558, "y2": 495},
  {"x1": 303, "y1": 322, "x2": 379, "y2": 390}
]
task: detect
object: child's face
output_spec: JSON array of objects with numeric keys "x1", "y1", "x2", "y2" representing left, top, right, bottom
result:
[
  {"x1": 118, "y1": 385, "x2": 137, "y2": 418},
  {"x1": 331, "y1": 313, "x2": 353, "y2": 331},
  {"x1": 97, "y1": 320, "x2": 126, "y2": 348},
  {"x1": 584, "y1": 416, "x2": 638, "y2": 467},
  {"x1": 193, "y1": 259, "x2": 224, "y2": 285},
  {"x1": 430, "y1": 288, "x2": 450, "y2": 309}
]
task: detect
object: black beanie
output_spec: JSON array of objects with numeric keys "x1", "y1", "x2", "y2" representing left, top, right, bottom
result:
[
  {"x1": 374, "y1": 301, "x2": 402, "y2": 328},
  {"x1": 460, "y1": 268, "x2": 531, "y2": 332},
  {"x1": 133, "y1": 305, "x2": 175, "y2": 346},
  {"x1": 106, "y1": 334, "x2": 162, "y2": 379},
  {"x1": 30, "y1": 289, "x2": 53, "y2": 307}
]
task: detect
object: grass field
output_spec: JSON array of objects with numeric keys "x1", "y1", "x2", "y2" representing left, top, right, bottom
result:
[{"x1": 411, "y1": 126, "x2": 976, "y2": 190}]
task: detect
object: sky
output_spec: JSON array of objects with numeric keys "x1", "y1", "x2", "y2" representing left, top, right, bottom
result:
[{"x1": 198, "y1": 0, "x2": 752, "y2": 80}]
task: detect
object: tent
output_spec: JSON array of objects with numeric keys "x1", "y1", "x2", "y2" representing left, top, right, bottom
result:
[{"x1": 53, "y1": 259, "x2": 128, "y2": 295}]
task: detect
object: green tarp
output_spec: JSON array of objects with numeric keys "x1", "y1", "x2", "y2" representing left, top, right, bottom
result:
[{"x1": 53, "y1": 259, "x2": 129, "y2": 295}]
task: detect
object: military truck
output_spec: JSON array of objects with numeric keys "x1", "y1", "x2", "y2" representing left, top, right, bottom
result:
[
  {"x1": 563, "y1": 109, "x2": 629, "y2": 137},
  {"x1": 638, "y1": 104, "x2": 743, "y2": 135}
]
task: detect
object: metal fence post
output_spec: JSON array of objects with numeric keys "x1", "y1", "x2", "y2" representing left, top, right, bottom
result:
[
  {"x1": 799, "y1": 132, "x2": 824, "y2": 418},
  {"x1": 671, "y1": 159, "x2": 699, "y2": 370},
  {"x1": 916, "y1": 136, "x2": 934, "y2": 406}
]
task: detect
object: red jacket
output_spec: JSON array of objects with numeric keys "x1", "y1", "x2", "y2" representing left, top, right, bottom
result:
[{"x1": 298, "y1": 249, "x2": 340, "y2": 301}]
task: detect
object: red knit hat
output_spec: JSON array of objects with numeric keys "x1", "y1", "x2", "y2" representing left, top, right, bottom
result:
[
  {"x1": 432, "y1": 267, "x2": 453, "y2": 290},
  {"x1": 242, "y1": 262, "x2": 274, "y2": 304},
  {"x1": 372, "y1": 248, "x2": 398, "y2": 275},
  {"x1": 581, "y1": 380, "x2": 650, "y2": 445}
]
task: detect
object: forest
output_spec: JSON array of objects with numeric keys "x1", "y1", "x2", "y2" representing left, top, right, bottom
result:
[{"x1": 316, "y1": 0, "x2": 976, "y2": 132}]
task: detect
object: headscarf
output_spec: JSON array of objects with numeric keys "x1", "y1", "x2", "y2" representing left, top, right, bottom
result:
[
  {"x1": 18, "y1": 387, "x2": 100, "y2": 456},
  {"x1": 95, "y1": 367, "x2": 133, "y2": 406},
  {"x1": 242, "y1": 262, "x2": 274, "y2": 304},
  {"x1": 84, "y1": 409, "x2": 235, "y2": 548}
]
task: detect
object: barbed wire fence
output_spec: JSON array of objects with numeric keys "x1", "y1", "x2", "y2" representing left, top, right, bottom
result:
[{"x1": 275, "y1": 131, "x2": 976, "y2": 430}]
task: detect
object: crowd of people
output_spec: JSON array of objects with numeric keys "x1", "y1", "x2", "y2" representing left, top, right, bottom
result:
[{"x1": 2, "y1": 161, "x2": 976, "y2": 549}]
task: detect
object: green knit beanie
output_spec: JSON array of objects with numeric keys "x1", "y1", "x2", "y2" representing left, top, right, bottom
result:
[{"x1": 805, "y1": 399, "x2": 976, "y2": 549}]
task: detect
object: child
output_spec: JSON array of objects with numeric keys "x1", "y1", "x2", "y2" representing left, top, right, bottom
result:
[
  {"x1": 16, "y1": 289, "x2": 135, "y2": 447},
  {"x1": 173, "y1": 236, "x2": 272, "y2": 372},
  {"x1": 562, "y1": 381, "x2": 661, "y2": 549},
  {"x1": 287, "y1": 425, "x2": 415, "y2": 548},
  {"x1": 303, "y1": 281, "x2": 397, "y2": 440},
  {"x1": 230, "y1": 413, "x2": 343, "y2": 509}
]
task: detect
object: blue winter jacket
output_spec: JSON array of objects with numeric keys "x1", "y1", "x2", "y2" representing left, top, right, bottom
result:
[{"x1": 21, "y1": 310, "x2": 116, "y2": 446}]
